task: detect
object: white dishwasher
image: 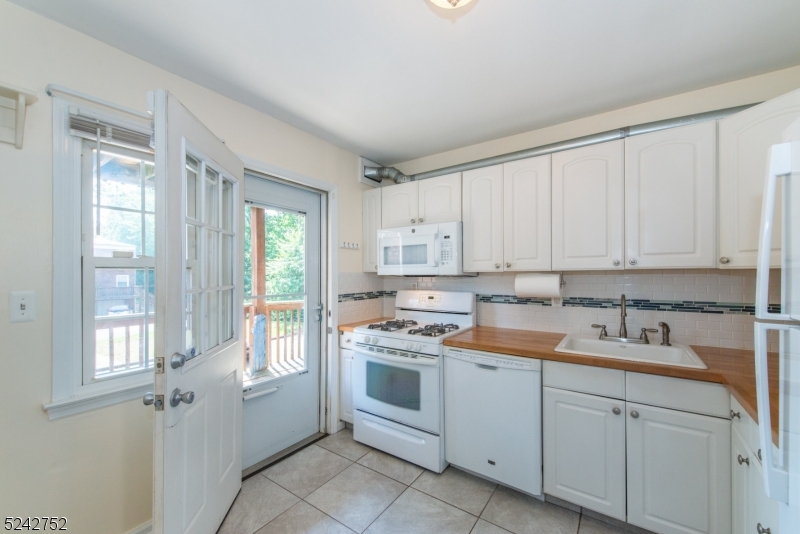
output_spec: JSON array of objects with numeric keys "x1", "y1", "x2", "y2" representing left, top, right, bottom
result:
[{"x1": 443, "y1": 347, "x2": 542, "y2": 496}]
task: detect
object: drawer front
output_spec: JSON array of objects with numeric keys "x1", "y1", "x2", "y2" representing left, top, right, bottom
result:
[
  {"x1": 543, "y1": 360, "x2": 625, "y2": 399},
  {"x1": 626, "y1": 372, "x2": 730, "y2": 418},
  {"x1": 730, "y1": 395, "x2": 760, "y2": 460},
  {"x1": 339, "y1": 331, "x2": 354, "y2": 349}
]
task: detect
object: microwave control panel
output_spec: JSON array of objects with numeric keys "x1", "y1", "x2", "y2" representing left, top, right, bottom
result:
[{"x1": 440, "y1": 234, "x2": 454, "y2": 266}]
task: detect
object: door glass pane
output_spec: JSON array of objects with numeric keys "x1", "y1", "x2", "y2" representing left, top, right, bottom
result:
[
  {"x1": 186, "y1": 155, "x2": 200, "y2": 220},
  {"x1": 186, "y1": 224, "x2": 199, "y2": 290},
  {"x1": 222, "y1": 179, "x2": 233, "y2": 232},
  {"x1": 205, "y1": 290, "x2": 219, "y2": 351},
  {"x1": 185, "y1": 293, "x2": 199, "y2": 359},
  {"x1": 222, "y1": 234, "x2": 232, "y2": 286},
  {"x1": 94, "y1": 151, "x2": 141, "y2": 210},
  {"x1": 366, "y1": 361, "x2": 421, "y2": 411},
  {"x1": 205, "y1": 229, "x2": 219, "y2": 288},
  {"x1": 93, "y1": 268, "x2": 154, "y2": 378},
  {"x1": 221, "y1": 289, "x2": 233, "y2": 342},
  {"x1": 205, "y1": 166, "x2": 219, "y2": 228},
  {"x1": 94, "y1": 208, "x2": 142, "y2": 256}
]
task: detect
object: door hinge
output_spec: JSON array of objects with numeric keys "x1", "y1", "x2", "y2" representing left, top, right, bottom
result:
[
  {"x1": 153, "y1": 394, "x2": 164, "y2": 411},
  {"x1": 155, "y1": 356, "x2": 165, "y2": 374},
  {"x1": 327, "y1": 327, "x2": 332, "y2": 334}
]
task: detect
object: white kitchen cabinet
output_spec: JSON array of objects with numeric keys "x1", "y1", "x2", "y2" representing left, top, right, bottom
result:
[
  {"x1": 719, "y1": 87, "x2": 800, "y2": 268},
  {"x1": 418, "y1": 172, "x2": 462, "y2": 225},
  {"x1": 626, "y1": 402, "x2": 731, "y2": 534},
  {"x1": 552, "y1": 140, "x2": 625, "y2": 270},
  {"x1": 503, "y1": 155, "x2": 551, "y2": 271},
  {"x1": 732, "y1": 429, "x2": 752, "y2": 534},
  {"x1": 339, "y1": 347, "x2": 354, "y2": 424},
  {"x1": 624, "y1": 122, "x2": 717, "y2": 269},
  {"x1": 749, "y1": 457, "x2": 781, "y2": 534},
  {"x1": 381, "y1": 181, "x2": 418, "y2": 228},
  {"x1": 362, "y1": 188, "x2": 382, "y2": 272},
  {"x1": 543, "y1": 387, "x2": 626, "y2": 520},
  {"x1": 462, "y1": 164, "x2": 504, "y2": 272},
  {"x1": 381, "y1": 173, "x2": 461, "y2": 229}
]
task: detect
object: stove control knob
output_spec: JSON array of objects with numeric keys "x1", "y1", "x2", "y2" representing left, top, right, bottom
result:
[
  {"x1": 405, "y1": 342, "x2": 412, "y2": 350},
  {"x1": 363, "y1": 336, "x2": 371, "y2": 344},
  {"x1": 414, "y1": 343, "x2": 422, "y2": 352}
]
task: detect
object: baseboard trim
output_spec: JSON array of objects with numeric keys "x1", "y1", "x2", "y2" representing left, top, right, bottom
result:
[{"x1": 126, "y1": 521, "x2": 152, "y2": 534}]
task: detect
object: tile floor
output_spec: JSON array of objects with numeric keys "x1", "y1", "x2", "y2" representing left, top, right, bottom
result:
[{"x1": 218, "y1": 429, "x2": 653, "y2": 534}]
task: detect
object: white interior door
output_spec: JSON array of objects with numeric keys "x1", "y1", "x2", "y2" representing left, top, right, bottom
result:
[{"x1": 150, "y1": 90, "x2": 244, "y2": 534}]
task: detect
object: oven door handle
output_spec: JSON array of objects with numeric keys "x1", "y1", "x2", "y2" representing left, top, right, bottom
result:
[{"x1": 353, "y1": 347, "x2": 438, "y2": 367}]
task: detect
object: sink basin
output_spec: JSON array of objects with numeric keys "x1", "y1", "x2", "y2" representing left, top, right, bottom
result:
[{"x1": 554, "y1": 334, "x2": 707, "y2": 369}]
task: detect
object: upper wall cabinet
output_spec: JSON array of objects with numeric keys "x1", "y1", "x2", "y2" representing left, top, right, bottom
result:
[
  {"x1": 503, "y1": 155, "x2": 551, "y2": 271},
  {"x1": 418, "y1": 172, "x2": 462, "y2": 225},
  {"x1": 362, "y1": 188, "x2": 382, "y2": 273},
  {"x1": 624, "y1": 122, "x2": 717, "y2": 269},
  {"x1": 552, "y1": 141, "x2": 625, "y2": 271},
  {"x1": 381, "y1": 181, "x2": 418, "y2": 228},
  {"x1": 381, "y1": 173, "x2": 462, "y2": 229},
  {"x1": 719, "y1": 87, "x2": 800, "y2": 268},
  {"x1": 463, "y1": 164, "x2": 504, "y2": 272}
]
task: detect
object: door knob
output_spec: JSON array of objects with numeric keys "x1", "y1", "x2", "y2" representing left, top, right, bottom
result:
[
  {"x1": 720, "y1": 257, "x2": 730, "y2": 264},
  {"x1": 170, "y1": 388, "x2": 195, "y2": 407},
  {"x1": 612, "y1": 407, "x2": 621, "y2": 415},
  {"x1": 143, "y1": 392, "x2": 154, "y2": 406},
  {"x1": 737, "y1": 454, "x2": 750, "y2": 466},
  {"x1": 612, "y1": 260, "x2": 620, "y2": 266},
  {"x1": 171, "y1": 353, "x2": 186, "y2": 369},
  {"x1": 630, "y1": 410, "x2": 640, "y2": 418},
  {"x1": 629, "y1": 259, "x2": 638, "y2": 266}
]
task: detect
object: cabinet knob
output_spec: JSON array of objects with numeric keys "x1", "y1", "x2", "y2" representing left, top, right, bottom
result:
[
  {"x1": 506, "y1": 262, "x2": 511, "y2": 268},
  {"x1": 495, "y1": 263, "x2": 501, "y2": 269},
  {"x1": 419, "y1": 218, "x2": 424, "y2": 223},
  {"x1": 613, "y1": 260, "x2": 620, "y2": 267},
  {"x1": 737, "y1": 454, "x2": 750, "y2": 466},
  {"x1": 629, "y1": 259, "x2": 638, "y2": 266},
  {"x1": 630, "y1": 410, "x2": 640, "y2": 419},
  {"x1": 720, "y1": 257, "x2": 731, "y2": 265},
  {"x1": 612, "y1": 407, "x2": 621, "y2": 415},
  {"x1": 757, "y1": 523, "x2": 771, "y2": 534},
  {"x1": 411, "y1": 219, "x2": 416, "y2": 223},
  {"x1": 731, "y1": 410, "x2": 741, "y2": 420}
]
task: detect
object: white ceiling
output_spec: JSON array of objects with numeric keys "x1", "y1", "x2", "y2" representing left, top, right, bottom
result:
[{"x1": 13, "y1": 0, "x2": 800, "y2": 163}]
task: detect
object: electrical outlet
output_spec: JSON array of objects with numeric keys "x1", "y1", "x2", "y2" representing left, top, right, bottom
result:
[
  {"x1": 339, "y1": 242, "x2": 360, "y2": 250},
  {"x1": 9, "y1": 291, "x2": 36, "y2": 323}
]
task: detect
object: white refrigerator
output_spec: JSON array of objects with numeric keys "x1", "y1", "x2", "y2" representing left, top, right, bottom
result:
[{"x1": 754, "y1": 116, "x2": 800, "y2": 530}]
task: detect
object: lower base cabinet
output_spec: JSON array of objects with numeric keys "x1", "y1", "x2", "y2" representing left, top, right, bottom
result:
[
  {"x1": 626, "y1": 402, "x2": 731, "y2": 534},
  {"x1": 339, "y1": 347, "x2": 353, "y2": 424},
  {"x1": 732, "y1": 427, "x2": 781, "y2": 534}
]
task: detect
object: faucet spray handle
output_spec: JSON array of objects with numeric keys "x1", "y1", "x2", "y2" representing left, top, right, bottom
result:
[
  {"x1": 658, "y1": 322, "x2": 671, "y2": 346},
  {"x1": 591, "y1": 324, "x2": 608, "y2": 339}
]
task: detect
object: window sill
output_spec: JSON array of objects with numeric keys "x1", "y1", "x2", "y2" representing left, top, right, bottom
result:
[{"x1": 43, "y1": 380, "x2": 153, "y2": 421}]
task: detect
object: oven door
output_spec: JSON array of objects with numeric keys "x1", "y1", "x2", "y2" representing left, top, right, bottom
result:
[
  {"x1": 352, "y1": 345, "x2": 441, "y2": 434},
  {"x1": 377, "y1": 226, "x2": 439, "y2": 276}
]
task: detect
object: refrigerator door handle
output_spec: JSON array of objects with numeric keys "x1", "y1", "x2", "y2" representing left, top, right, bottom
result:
[
  {"x1": 753, "y1": 321, "x2": 789, "y2": 503},
  {"x1": 756, "y1": 142, "x2": 793, "y2": 321}
]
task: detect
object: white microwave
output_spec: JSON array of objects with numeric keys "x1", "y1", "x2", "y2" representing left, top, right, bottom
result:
[{"x1": 377, "y1": 221, "x2": 466, "y2": 276}]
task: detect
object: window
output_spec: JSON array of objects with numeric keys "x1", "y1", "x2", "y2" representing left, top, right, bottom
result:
[{"x1": 48, "y1": 96, "x2": 156, "y2": 419}]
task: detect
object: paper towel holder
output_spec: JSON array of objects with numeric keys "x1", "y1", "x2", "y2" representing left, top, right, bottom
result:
[{"x1": 553, "y1": 273, "x2": 566, "y2": 307}]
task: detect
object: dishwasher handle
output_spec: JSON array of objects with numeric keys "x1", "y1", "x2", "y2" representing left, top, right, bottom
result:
[{"x1": 476, "y1": 363, "x2": 498, "y2": 371}]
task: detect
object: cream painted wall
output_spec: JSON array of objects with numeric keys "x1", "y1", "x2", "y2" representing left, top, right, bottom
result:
[
  {"x1": 0, "y1": 2, "x2": 370, "y2": 533},
  {"x1": 393, "y1": 64, "x2": 800, "y2": 173}
]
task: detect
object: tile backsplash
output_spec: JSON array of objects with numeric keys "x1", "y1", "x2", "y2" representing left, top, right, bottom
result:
[{"x1": 338, "y1": 269, "x2": 781, "y2": 351}]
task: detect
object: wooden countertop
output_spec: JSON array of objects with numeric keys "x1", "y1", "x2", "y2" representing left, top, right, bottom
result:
[
  {"x1": 444, "y1": 326, "x2": 779, "y2": 441},
  {"x1": 338, "y1": 318, "x2": 392, "y2": 332}
]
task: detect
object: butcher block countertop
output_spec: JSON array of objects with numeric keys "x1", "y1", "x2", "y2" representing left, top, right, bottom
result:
[{"x1": 443, "y1": 326, "x2": 779, "y2": 441}]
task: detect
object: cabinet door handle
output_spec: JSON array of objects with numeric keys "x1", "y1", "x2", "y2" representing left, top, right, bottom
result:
[
  {"x1": 612, "y1": 407, "x2": 621, "y2": 415},
  {"x1": 630, "y1": 410, "x2": 640, "y2": 418},
  {"x1": 720, "y1": 257, "x2": 731, "y2": 265},
  {"x1": 505, "y1": 262, "x2": 511, "y2": 268},
  {"x1": 757, "y1": 523, "x2": 771, "y2": 534},
  {"x1": 731, "y1": 410, "x2": 741, "y2": 419},
  {"x1": 738, "y1": 454, "x2": 750, "y2": 466},
  {"x1": 411, "y1": 219, "x2": 416, "y2": 224},
  {"x1": 629, "y1": 258, "x2": 638, "y2": 266},
  {"x1": 419, "y1": 218, "x2": 424, "y2": 223},
  {"x1": 613, "y1": 260, "x2": 620, "y2": 267},
  {"x1": 495, "y1": 263, "x2": 501, "y2": 269}
]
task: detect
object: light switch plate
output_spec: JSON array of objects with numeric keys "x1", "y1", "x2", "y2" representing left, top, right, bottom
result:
[{"x1": 9, "y1": 291, "x2": 36, "y2": 323}]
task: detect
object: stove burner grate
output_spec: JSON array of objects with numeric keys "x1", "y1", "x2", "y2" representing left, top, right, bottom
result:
[
  {"x1": 367, "y1": 319, "x2": 418, "y2": 332},
  {"x1": 407, "y1": 323, "x2": 460, "y2": 337}
]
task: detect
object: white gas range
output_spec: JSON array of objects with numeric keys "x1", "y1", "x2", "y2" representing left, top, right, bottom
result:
[{"x1": 351, "y1": 290, "x2": 476, "y2": 472}]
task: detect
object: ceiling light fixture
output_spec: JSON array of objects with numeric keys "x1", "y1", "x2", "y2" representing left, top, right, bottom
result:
[{"x1": 428, "y1": 0, "x2": 475, "y2": 9}]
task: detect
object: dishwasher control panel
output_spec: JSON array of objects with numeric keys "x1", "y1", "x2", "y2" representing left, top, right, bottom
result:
[{"x1": 444, "y1": 348, "x2": 537, "y2": 370}]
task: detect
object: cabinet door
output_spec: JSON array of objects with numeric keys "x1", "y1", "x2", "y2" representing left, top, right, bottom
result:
[
  {"x1": 731, "y1": 429, "x2": 752, "y2": 534},
  {"x1": 462, "y1": 165, "x2": 504, "y2": 272},
  {"x1": 750, "y1": 456, "x2": 781, "y2": 534},
  {"x1": 552, "y1": 141, "x2": 624, "y2": 270},
  {"x1": 627, "y1": 402, "x2": 731, "y2": 534},
  {"x1": 339, "y1": 348, "x2": 353, "y2": 424},
  {"x1": 543, "y1": 387, "x2": 626, "y2": 520},
  {"x1": 625, "y1": 122, "x2": 716, "y2": 269},
  {"x1": 418, "y1": 172, "x2": 462, "y2": 224},
  {"x1": 381, "y1": 181, "x2": 418, "y2": 228},
  {"x1": 503, "y1": 155, "x2": 551, "y2": 271},
  {"x1": 719, "y1": 88, "x2": 800, "y2": 268},
  {"x1": 362, "y1": 188, "x2": 382, "y2": 273}
]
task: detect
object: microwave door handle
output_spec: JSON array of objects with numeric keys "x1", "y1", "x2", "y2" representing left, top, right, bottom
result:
[
  {"x1": 754, "y1": 321, "x2": 789, "y2": 502},
  {"x1": 756, "y1": 143, "x2": 792, "y2": 320},
  {"x1": 430, "y1": 234, "x2": 440, "y2": 267}
]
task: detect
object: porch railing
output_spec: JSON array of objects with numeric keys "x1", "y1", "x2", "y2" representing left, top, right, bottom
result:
[
  {"x1": 244, "y1": 301, "x2": 304, "y2": 375},
  {"x1": 94, "y1": 312, "x2": 153, "y2": 376}
]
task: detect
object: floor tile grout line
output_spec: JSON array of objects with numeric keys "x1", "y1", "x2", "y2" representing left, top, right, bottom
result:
[
  {"x1": 409, "y1": 481, "x2": 493, "y2": 519},
  {"x1": 358, "y1": 484, "x2": 413, "y2": 534},
  {"x1": 294, "y1": 498, "x2": 359, "y2": 534}
]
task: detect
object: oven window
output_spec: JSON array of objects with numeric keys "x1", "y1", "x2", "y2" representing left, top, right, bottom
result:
[
  {"x1": 366, "y1": 361, "x2": 421, "y2": 411},
  {"x1": 383, "y1": 244, "x2": 428, "y2": 265}
]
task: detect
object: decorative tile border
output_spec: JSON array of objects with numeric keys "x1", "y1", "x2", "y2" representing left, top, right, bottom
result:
[
  {"x1": 338, "y1": 290, "x2": 397, "y2": 303},
  {"x1": 476, "y1": 294, "x2": 781, "y2": 315}
]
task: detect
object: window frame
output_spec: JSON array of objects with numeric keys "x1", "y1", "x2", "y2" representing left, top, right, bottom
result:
[{"x1": 46, "y1": 97, "x2": 155, "y2": 420}]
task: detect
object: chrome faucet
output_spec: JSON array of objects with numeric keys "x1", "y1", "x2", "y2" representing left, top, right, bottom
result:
[{"x1": 619, "y1": 294, "x2": 628, "y2": 338}]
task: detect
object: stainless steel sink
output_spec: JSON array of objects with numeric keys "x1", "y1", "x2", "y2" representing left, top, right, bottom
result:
[{"x1": 554, "y1": 334, "x2": 707, "y2": 369}]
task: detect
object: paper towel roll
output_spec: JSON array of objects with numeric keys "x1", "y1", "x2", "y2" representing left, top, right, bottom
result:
[{"x1": 514, "y1": 273, "x2": 562, "y2": 299}]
